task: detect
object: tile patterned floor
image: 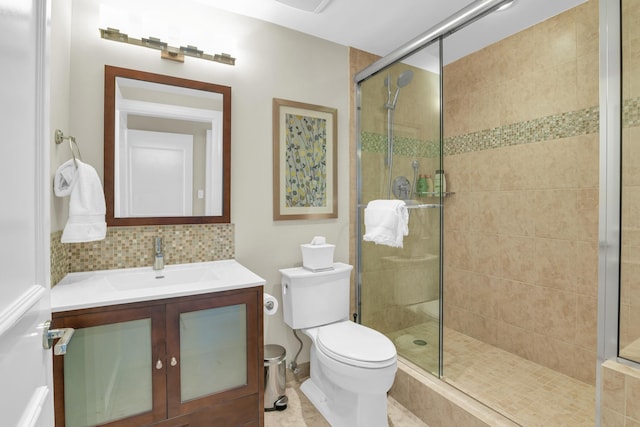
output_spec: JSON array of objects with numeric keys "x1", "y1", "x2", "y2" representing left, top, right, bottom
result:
[
  {"x1": 389, "y1": 320, "x2": 596, "y2": 426},
  {"x1": 264, "y1": 377, "x2": 428, "y2": 427}
]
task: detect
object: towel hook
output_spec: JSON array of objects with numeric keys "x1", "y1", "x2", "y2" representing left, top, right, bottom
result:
[{"x1": 55, "y1": 129, "x2": 82, "y2": 168}]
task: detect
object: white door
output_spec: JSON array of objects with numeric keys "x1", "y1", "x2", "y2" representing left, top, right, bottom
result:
[
  {"x1": 0, "y1": 0, "x2": 54, "y2": 426},
  {"x1": 122, "y1": 129, "x2": 194, "y2": 217}
]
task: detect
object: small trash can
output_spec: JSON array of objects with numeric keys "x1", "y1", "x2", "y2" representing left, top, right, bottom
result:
[{"x1": 264, "y1": 344, "x2": 288, "y2": 411}]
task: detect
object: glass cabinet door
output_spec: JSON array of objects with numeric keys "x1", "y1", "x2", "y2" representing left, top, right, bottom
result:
[
  {"x1": 53, "y1": 306, "x2": 166, "y2": 427},
  {"x1": 180, "y1": 304, "x2": 247, "y2": 400},
  {"x1": 166, "y1": 291, "x2": 259, "y2": 417}
]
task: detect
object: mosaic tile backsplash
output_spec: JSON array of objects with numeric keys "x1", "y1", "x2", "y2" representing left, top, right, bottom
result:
[{"x1": 50, "y1": 224, "x2": 234, "y2": 286}]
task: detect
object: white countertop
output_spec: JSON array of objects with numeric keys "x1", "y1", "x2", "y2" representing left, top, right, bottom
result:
[{"x1": 52, "y1": 259, "x2": 265, "y2": 313}]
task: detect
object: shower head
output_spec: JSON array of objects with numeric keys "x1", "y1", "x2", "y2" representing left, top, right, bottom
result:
[
  {"x1": 397, "y1": 70, "x2": 413, "y2": 88},
  {"x1": 384, "y1": 70, "x2": 413, "y2": 110}
]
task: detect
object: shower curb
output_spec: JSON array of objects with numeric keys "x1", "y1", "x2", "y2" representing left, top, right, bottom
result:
[{"x1": 390, "y1": 359, "x2": 518, "y2": 427}]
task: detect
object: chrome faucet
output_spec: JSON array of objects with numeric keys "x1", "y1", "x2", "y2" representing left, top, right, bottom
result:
[{"x1": 153, "y1": 237, "x2": 164, "y2": 271}]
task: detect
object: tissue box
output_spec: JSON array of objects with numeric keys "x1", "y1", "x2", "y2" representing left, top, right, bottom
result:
[{"x1": 301, "y1": 243, "x2": 335, "y2": 271}]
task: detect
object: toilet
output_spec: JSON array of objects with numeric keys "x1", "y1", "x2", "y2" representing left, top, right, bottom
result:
[{"x1": 280, "y1": 262, "x2": 397, "y2": 427}]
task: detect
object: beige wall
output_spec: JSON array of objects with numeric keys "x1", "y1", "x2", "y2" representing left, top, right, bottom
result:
[
  {"x1": 50, "y1": 0, "x2": 351, "y2": 364},
  {"x1": 442, "y1": 0, "x2": 599, "y2": 384}
]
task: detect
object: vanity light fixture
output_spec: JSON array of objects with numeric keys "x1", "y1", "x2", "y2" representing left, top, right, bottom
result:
[{"x1": 99, "y1": 28, "x2": 236, "y2": 66}]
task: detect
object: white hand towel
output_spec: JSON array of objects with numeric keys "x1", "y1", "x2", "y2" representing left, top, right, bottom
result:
[
  {"x1": 363, "y1": 199, "x2": 409, "y2": 248},
  {"x1": 54, "y1": 159, "x2": 107, "y2": 243}
]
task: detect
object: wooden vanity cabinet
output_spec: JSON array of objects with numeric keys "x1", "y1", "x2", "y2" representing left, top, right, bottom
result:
[{"x1": 52, "y1": 286, "x2": 264, "y2": 427}]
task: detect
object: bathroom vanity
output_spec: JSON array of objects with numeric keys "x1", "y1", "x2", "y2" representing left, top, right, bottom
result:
[{"x1": 50, "y1": 260, "x2": 265, "y2": 427}]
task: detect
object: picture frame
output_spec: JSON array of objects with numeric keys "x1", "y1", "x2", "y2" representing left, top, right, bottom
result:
[{"x1": 273, "y1": 98, "x2": 337, "y2": 220}]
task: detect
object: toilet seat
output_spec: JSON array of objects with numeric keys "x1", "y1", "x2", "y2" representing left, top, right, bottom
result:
[{"x1": 316, "y1": 321, "x2": 396, "y2": 368}]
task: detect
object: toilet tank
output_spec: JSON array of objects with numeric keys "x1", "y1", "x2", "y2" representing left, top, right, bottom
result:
[{"x1": 280, "y1": 263, "x2": 353, "y2": 329}]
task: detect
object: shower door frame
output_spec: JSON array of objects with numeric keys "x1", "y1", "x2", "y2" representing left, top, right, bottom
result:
[{"x1": 354, "y1": 0, "x2": 516, "y2": 379}]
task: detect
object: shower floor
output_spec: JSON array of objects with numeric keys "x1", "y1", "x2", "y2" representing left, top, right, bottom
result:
[{"x1": 388, "y1": 321, "x2": 596, "y2": 426}]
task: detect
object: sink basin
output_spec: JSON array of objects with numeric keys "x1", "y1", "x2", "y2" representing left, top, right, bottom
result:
[
  {"x1": 106, "y1": 266, "x2": 219, "y2": 290},
  {"x1": 52, "y1": 260, "x2": 265, "y2": 312}
]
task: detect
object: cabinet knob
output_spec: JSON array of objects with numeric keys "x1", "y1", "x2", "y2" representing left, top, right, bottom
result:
[
  {"x1": 156, "y1": 360, "x2": 163, "y2": 370},
  {"x1": 170, "y1": 357, "x2": 178, "y2": 367}
]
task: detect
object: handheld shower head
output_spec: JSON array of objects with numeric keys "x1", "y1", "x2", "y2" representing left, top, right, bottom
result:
[
  {"x1": 389, "y1": 70, "x2": 414, "y2": 108},
  {"x1": 397, "y1": 70, "x2": 413, "y2": 88}
]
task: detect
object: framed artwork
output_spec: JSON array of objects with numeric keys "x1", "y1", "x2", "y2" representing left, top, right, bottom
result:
[{"x1": 272, "y1": 98, "x2": 337, "y2": 220}]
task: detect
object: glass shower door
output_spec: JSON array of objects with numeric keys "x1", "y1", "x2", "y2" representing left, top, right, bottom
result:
[{"x1": 357, "y1": 41, "x2": 443, "y2": 376}]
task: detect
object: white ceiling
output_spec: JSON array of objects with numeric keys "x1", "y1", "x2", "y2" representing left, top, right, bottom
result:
[{"x1": 196, "y1": 0, "x2": 586, "y2": 70}]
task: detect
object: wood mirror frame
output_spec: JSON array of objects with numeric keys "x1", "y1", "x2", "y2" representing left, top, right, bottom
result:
[{"x1": 104, "y1": 65, "x2": 231, "y2": 226}]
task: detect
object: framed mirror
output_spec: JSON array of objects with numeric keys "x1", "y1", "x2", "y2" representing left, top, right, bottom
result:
[{"x1": 104, "y1": 65, "x2": 231, "y2": 226}]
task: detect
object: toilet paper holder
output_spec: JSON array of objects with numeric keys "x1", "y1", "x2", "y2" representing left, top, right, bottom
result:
[{"x1": 263, "y1": 293, "x2": 279, "y2": 315}]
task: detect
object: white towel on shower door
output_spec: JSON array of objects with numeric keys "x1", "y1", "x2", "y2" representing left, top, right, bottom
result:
[
  {"x1": 363, "y1": 199, "x2": 409, "y2": 248},
  {"x1": 54, "y1": 159, "x2": 107, "y2": 243}
]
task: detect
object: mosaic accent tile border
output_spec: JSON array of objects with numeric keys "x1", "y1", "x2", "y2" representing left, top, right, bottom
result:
[
  {"x1": 361, "y1": 105, "x2": 601, "y2": 157},
  {"x1": 445, "y1": 106, "x2": 600, "y2": 156},
  {"x1": 623, "y1": 97, "x2": 640, "y2": 128},
  {"x1": 361, "y1": 131, "x2": 439, "y2": 158},
  {"x1": 50, "y1": 223, "x2": 234, "y2": 286}
]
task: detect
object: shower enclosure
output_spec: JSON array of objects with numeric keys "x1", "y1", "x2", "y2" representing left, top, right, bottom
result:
[
  {"x1": 356, "y1": 0, "x2": 599, "y2": 425},
  {"x1": 356, "y1": 45, "x2": 443, "y2": 376}
]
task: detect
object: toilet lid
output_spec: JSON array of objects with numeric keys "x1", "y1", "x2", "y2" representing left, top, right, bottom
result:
[{"x1": 316, "y1": 321, "x2": 396, "y2": 368}]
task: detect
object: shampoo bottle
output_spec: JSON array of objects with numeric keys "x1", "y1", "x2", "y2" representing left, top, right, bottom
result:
[
  {"x1": 434, "y1": 170, "x2": 446, "y2": 194},
  {"x1": 417, "y1": 174, "x2": 427, "y2": 196}
]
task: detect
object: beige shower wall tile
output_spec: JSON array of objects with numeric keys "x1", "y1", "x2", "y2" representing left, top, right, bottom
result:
[
  {"x1": 466, "y1": 147, "x2": 505, "y2": 192},
  {"x1": 577, "y1": 46, "x2": 599, "y2": 109},
  {"x1": 601, "y1": 408, "x2": 626, "y2": 427},
  {"x1": 459, "y1": 309, "x2": 497, "y2": 346},
  {"x1": 619, "y1": 303, "x2": 633, "y2": 350},
  {"x1": 500, "y1": 59, "x2": 578, "y2": 126},
  {"x1": 602, "y1": 364, "x2": 625, "y2": 414},
  {"x1": 623, "y1": 127, "x2": 640, "y2": 186},
  {"x1": 622, "y1": 186, "x2": 640, "y2": 230},
  {"x1": 444, "y1": 267, "x2": 473, "y2": 312},
  {"x1": 498, "y1": 191, "x2": 535, "y2": 237},
  {"x1": 444, "y1": 230, "x2": 472, "y2": 271},
  {"x1": 468, "y1": 191, "x2": 500, "y2": 234},
  {"x1": 499, "y1": 145, "x2": 538, "y2": 190},
  {"x1": 531, "y1": 333, "x2": 578, "y2": 380},
  {"x1": 534, "y1": 189, "x2": 579, "y2": 240},
  {"x1": 576, "y1": 295, "x2": 598, "y2": 350},
  {"x1": 443, "y1": 153, "x2": 468, "y2": 193},
  {"x1": 444, "y1": 191, "x2": 471, "y2": 233},
  {"x1": 568, "y1": 344, "x2": 597, "y2": 384},
  {"x1": 443, "y1": 95, "x2": 466, "y2": 138},
  {"x1": 361, "y1": 268, "x2": 394, "y2": 313},
  {"x1": 627, "y1": 374, "x2": 640, "y2": 422},
  {"x1": 445, "y1": 268, "x2": 497, "y2": 320},
  {"x1": 533, "y1": 287, "x2": 577, "y2": 343},
  {"x1": 575, "y1": 134, "x2": 600, "y2": 189},
  {"x1": 498, "y1": 8, "x2": 576, "y2": 79},
  {"x1": 577, "y1": 188, "x2": 599, "y2": 241},
  {"x1": 468, "y1": 232, "x2": 501, "y2": 276},
  {"x1": 575, "y1": 240, "x2": 599, "y2": 296},
  {"x1": 534, "y1": 238, "x2": 577, "y2": 292},
  {"x1": 492, "y1": 277, "x2": 536, "y2": 331},
  {"x1": 495, "y1": 321, "x2": 536, "y2": 361},
  {"x1": 576, "y1": 1, "x2": 599, "y2": 108},
  {"x1": 498, "y1": 235, "x2": 536, "y2": 284},
  {"x1": 532, "y1": 138, "x2": 581, "y2": 190}
]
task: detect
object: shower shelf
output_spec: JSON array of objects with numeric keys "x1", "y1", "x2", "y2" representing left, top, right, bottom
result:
[
  {"x1": 416, "y1": 192, "x2": 455, "y2": 198},
  {"x1": 357, "y1": 203, "x2": 441, "y2": 209}
]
